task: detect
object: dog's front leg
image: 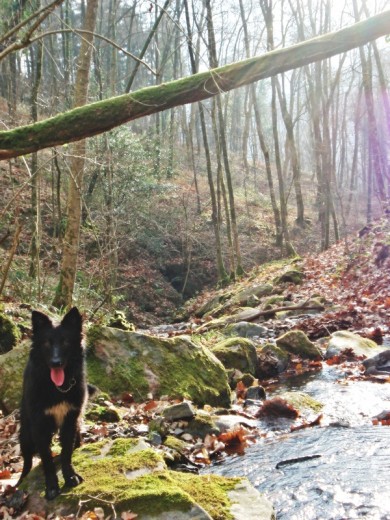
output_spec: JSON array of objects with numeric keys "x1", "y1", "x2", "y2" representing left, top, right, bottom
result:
[
  {"x1": 60, "y1": 412, "x2": 83, "y2": 488},
  {"x1": 34, "y1": 427, "x2": 60, "y2": 500}
]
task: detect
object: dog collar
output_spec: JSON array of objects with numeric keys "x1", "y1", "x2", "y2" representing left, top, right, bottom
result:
[{"x1": 56, "y1": 378, "x2": 76, "y2": 393}]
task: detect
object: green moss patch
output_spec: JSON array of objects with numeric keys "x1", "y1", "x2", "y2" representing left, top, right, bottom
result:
[
  {"x1": 0, "y1": 340, "x2": 29, "y2": 412},
  {"x1": 163, "y1": 435, "x2": 188, "y2": 453},
  {"x1": 211, "y1": 337, "x2": 257, "y2": 375},
  {"x1": 174, "y1": 473, "x2": 239, "y2": 520},
  {"x1": 0, "y1": 312, "x2": 21, "y2": 354},
  {"x1": 22, "y1": 438, "x2": 241, "y2": 519},
  {"x1": 87, "y1": 327, "x2": 231, "y2": 407},
  {"x1": 276, "y1": 330, "x2": 322, "y2": 360},
  {"x1": 280, "y1": 391, "x2": 323, "y2": 413}
]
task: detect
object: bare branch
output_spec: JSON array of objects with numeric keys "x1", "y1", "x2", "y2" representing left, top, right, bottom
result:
[
  {"x1": 0, "y1": 0, "x2": 65, "y2": 45},
  {"x1": 0, "y1": 0, "x2": 65, "y2": 60},
  {"x1": 28, "y1": 29, "x2": 156, "y2": 75}
]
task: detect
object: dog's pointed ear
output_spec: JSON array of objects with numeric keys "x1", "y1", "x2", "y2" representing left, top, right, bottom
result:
[
  {"x1": 61, "y1": 307, "x2": 82, "y2": 331},
  {"x1": 32, "y1": 311, "x2": 53, "y2": 333}
]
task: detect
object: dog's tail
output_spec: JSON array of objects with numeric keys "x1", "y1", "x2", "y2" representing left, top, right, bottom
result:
[{"x1": 16, "y1": 455, "x2": 33, "y2": 488}]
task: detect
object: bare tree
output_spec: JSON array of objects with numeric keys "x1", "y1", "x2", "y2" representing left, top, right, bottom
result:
[{"x1": 52, "y1": 0, "x2": 99, "y2": 309}]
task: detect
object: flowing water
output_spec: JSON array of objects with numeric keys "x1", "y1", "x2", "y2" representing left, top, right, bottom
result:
[{"x1": 202, "y1": 364, "x2": 390, "y2": 519}]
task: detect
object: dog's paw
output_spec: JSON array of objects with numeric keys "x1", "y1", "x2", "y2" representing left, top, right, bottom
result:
[
  {"x1": 45, "y1": 485, "x2": 60, "y2": 501},
  {"x1": 65, "y1": 473, "x2": 83, "y2": 487}
]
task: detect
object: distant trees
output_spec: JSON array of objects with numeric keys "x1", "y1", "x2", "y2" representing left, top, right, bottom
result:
[{"x1": 0, "y1": 0, "x2": 389, "y2": 308}]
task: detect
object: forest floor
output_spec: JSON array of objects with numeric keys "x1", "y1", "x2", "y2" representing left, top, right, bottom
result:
[{"x1": 186, "y1": 211, "x2": 390, "y2": 342}]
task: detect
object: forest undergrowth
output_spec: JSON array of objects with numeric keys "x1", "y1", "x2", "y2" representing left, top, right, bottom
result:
[{"x1": 0, "y1": 153, "x2": 377, "y2": 328}]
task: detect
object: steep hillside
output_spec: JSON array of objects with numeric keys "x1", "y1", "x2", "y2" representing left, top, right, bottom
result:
[{"x1": 188, "y1": 213, "x2": 390, "y2": 342}]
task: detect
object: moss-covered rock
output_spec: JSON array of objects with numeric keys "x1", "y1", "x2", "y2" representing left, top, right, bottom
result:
[
  {"x1": 279, "y1": 391, "x2": 323, "y2": 414},
  {"x1": 106, "y1": 310, "x2": 135, "y2": 331},
  {"x1": 262, "y1": 295, "x2": 286, "y2": 310},
  {"x1": 195, "y1": 292, "x2": 232, "y2": 318},
  {"x1": 0, "y1": 312, "x2": 21, "y2": 354},
  {"x1": 325, "y1": 331, "x2": 382, "y2": 359},
  {"x1": 87, "y1": 326, "x2": 231, "y2": 408},
  {"x1": 257, "y1": 343, "x2": 289, "y2": 377},
  {"x1": 276, "y1": 331, "x2": 322, "y2": 360},
  {"x1": 85, "y1": 402, "x2": 121, "y2": 422},
  {"x1": 0, "y1": 340, "x2": 29, "y2": 412},
  {"x1": 163, "y1": 435, "x2": 189, "y2": 454},
  {"x1": 194, "y1": 308, "x2": 263, "y2": 333},
  {"x1": 230, "y1": 284, "x2": 273, "y2": 306},
  {"x1": 186, "y1": 411, "x2": 220, "y2": 438},
  {"x1": 211, "y1": 338, "x2": 257, "y2": 375},
  {"x1": 20, "y1": 438, "x2": 275, "y2": 519},
  {"x1": 225, "y1": 322, "x2": 268, "y2": 338},
  {"x1": 274, "y1": 270, "x2": 304, "y2": 285}
]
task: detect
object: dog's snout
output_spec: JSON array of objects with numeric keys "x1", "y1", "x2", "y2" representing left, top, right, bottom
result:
[{"x1": 50, "y1": 345, "x2": 64, "y2": 367}]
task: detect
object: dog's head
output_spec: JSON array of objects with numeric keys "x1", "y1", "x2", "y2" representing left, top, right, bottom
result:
[{"x1": 31, "y1": 307, "x2": 83, "y2": 387}]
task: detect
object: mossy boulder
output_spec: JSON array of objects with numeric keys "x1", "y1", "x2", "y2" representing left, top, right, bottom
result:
[
  {"x1": 0, "y1": 340, "x2": 29, "y2": 412},
  {"x1": 225, "y1": 321, "x2": 268, "y2": 338},
  {"x1": 276, "y1": 330, "x2": 322, "y2": 360},
  {"x1": 262, "y1": 295, "x2": 285, "y2": 310},
  {"x1": 186, "y1": 411, "x2": 220, "y2": 438},
  {"x1": 231, "y1": 284, "x2": 273, "y2": 306},
  {"x1": 280, "y1": 391, "x2": 323, "y2": 414},
  {"x1": 195, "y1": 292, "x2": 231, "y2": 318},
  {"x1": 325, "y1": 331, "x2": 382, "y2": 359},
  {"x1": 106, "y1": 310, "x2": 135, "y2": 331},
  {"x1": 0, "y1": 312, "x2": 21, "y2": 354},
  {"x1": 85, "y1": 402, "x2": 121, "y2": 422},
  {"x1": 87, "y1": 326, "x2": 231, "y2": 408},
  {"x1": 229, "y1": 308, "x2": 262, "y2": 322},
  {"x1": 274, "y1": 270, "x2": 304, "y2": 285},
  {"x1": 211, "y1": 337, "x2": 258, "y2": 375},
  {"x1": 257, "y1": 343, "x2": 289, "y2": 377},
  {"x1": 20, "y1": 438, "x2": 275, "y2": 519},
  {"x1": 194, "y1": 308, "x2": 263, "y2": 333}
]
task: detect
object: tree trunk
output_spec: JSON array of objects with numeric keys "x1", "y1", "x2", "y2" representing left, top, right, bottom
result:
[
  {"x1": 183, "y1": 0, "x2": 227, "y2": 283},
  {"x1": 52, "y1": 0, "x2": 98, "y2": 309},
  {"x1": 29, "y1": 39, "x2": 43, "y2": 287},
  {"x1": 205, "y1": 0, "x2": 243, "y2": 276},
  {"x1": 353, "y1": 0, "x2": 386, "y2": 202}
]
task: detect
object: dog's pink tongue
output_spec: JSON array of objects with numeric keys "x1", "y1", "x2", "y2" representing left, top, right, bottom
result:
[{"x1": 51, "y1": 367, "x2": 65, "y2": 386}]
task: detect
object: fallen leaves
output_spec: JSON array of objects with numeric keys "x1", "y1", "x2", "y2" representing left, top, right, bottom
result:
[
  {"x1": 372, "y1": 410, "x2": 390, "y2": 426},
  {"x1": 256, "y1": 397, "x2": 299, "y2": 419},
  {"x1": 0, "y1": 470, "x2": 11, "y2": 480},
  {"x1": 326, "y1": 348, "x2": 365, "y2": 366},
  {"x1": 193, "y1": 425, "x2": 256, "y2": 463}
]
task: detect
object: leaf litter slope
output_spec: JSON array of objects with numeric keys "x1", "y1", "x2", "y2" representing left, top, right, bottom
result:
[{"x1": 295, "y1": 216, "x2": 390, "y2": 340}]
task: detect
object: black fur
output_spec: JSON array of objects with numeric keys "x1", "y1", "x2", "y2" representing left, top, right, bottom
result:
[{"x1": 18, "y1": 307, "x2": 87, "y2": 500}]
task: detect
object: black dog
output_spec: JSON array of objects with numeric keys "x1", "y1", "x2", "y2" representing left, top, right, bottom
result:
[{"x1": 18, "y1": 307, "x2": 87, "y2": 500}]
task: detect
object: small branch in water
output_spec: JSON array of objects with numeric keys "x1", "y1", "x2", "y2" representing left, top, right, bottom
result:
[{"x1": 276, "y1": 454, "x2": 321, "y2": 469}]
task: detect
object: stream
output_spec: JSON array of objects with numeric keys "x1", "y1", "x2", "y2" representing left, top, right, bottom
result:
[{"x1": 202, "y1": 363, "x2": 390, "y2": 519}]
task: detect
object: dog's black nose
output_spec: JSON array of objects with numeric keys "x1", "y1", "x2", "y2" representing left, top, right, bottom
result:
[{"x1": 51, "y1": 358, "x2": 63, "y2": 368}]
